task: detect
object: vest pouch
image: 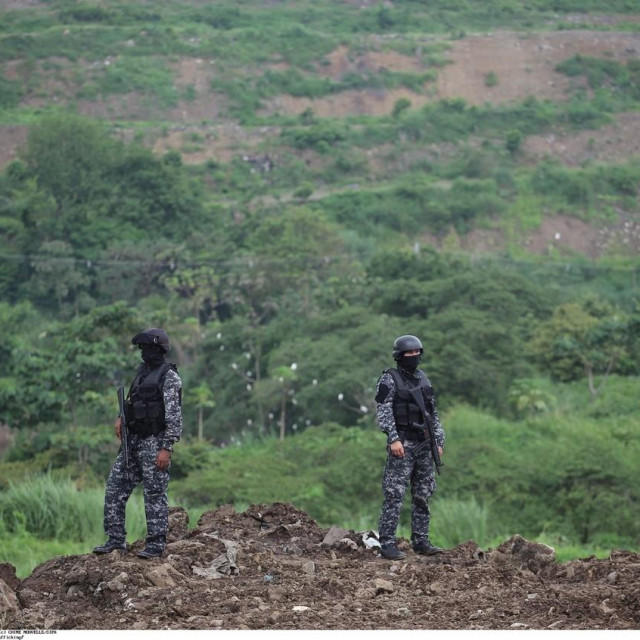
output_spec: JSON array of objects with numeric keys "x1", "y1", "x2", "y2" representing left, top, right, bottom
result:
[
  {"x1": 124, "y1": 401, "x2": 136, "y2": 424},
  {"x1": 146, "y1": 402, "x2": 162, "y2": 420},
  {"x1": 137, "y1": 383, "x2": 159, "y2": 402},
  {"x1": 133, "y1": 400, "x2": 147, "y2": 421}
]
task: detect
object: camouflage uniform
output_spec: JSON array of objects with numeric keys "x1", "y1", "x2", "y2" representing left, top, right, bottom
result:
[
  {"x1": 104, "y1": 368, "x2": 182, "y2": 553},
  {"x1": 376, "y1": 369, "x2": 445, "y2": 546}
]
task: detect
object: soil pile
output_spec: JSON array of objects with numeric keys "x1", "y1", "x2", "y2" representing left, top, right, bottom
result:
[{"x1": 1, "y1": 503, "x2": 639, "y2": 630}]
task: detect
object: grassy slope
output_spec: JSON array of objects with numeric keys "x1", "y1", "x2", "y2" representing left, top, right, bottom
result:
[{"x1": 3, "y1": 1, "x2": 640, "y2": 258}]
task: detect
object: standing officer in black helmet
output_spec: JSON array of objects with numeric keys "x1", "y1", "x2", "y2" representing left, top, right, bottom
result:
[
  {"x1": 375, "y1": 334, "x2": 445, "y2": 560},
  {"x1": 94, "y1": 328, "x2": 182, "y2": 559}
]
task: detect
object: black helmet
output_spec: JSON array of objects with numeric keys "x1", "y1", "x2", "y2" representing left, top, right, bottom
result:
[
  {"x1": 392, "y1": 334, "x2": 423, "y2": 360},
  {"x1": 132, "y1": 328, "x2": 171, "y2": 353}
]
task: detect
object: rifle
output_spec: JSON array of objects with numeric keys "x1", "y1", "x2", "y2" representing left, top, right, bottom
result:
[
  {"x1": 117, "y1": 386, "x2": 130, "y2": 474},
  {"x1": 408, "y1": 387, "x2": 444, "y2": 475}
]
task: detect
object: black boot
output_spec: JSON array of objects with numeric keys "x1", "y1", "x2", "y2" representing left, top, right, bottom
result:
[
  {"x1": 412, "y1": 539, "x2": 443, "y2": 555},
  {"x1": 93, "y1": 540, "x2": 127, "y2": 554},
  {"x1": 137, "y1": 546, "x2": 164, "y2": 559},
  {"x1": 380, "y1": 543, "x2": 406, "y2": 560}
]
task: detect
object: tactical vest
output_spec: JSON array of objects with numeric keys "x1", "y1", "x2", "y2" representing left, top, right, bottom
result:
[
  {"x1": 385, "y1": 368, "x2": 435, "y2": 430},
  {"x1": 125, "y1": 362, "x2": 177, "y2": 436}
]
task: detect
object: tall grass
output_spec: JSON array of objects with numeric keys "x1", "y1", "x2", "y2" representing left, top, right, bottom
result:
[
  {"x1": 0, "y1": 474, "x2": 147, "y2": 541},
  {"x1": 430, "y1": 497, "x2": 489, "y2": 548},
  {"x1": 0, "y1": 475, "x2": 209, "y2": 577}
]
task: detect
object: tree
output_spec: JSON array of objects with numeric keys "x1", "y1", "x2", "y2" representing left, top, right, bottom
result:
[
  {"x1": 30, "y1": 240, "x2": 89, "y2": 314},
  {"x1": 244, "y1": 206, "x2": 348, "y2": 316},
  {"x1": 529, "y1": 298, "x2": 629, "y2": 398},
  {"x1": 161, "y1": 264, "x2": 222, "y2": 326},
  {"x1": 193, "y1": 317, "x2": 292, "y2": 441},
  {"x1": 186, "y1": 383, "x2": 216, "y2": 441},
  {"x1": 271, "y1": 364, "x2": 297, "y2": 441},
  {"x1": 0, "y1": 302, "x2": 140, "y2": 428},
  {"x1": 264, "y1": 307, "x2": 406, "y2": 428},
  {"x1": 23, "y1": 114, "x2": 117, "y2": 217}
]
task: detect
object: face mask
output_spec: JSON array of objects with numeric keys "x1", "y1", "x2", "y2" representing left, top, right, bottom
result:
[
  {"x1": 399, "y1": 354, "x2": 421, "y2": 373},
  {"x1": 140, "y1": 344, "x2": 165, "y2": 366}
]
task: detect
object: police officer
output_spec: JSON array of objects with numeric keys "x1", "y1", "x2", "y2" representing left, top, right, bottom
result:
[
  {"x1": 93, "y1": 328, "x2": 183, "y2": 559},
  {"x1": 375, "y1": 335, "x2": 445, "y2": 560}
]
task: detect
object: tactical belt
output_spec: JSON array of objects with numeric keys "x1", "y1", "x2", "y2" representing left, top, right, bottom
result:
[
  {"x1": 129, "y1": 423, "x2": 165, "y2": 437},
  {"x1": 397, "y1": 427, "x2": 426, "y2": 442}
]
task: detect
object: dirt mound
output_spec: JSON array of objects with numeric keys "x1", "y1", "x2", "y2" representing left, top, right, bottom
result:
[{"x1": 2, "y1": 503, "x2": 639, "y2": 630}]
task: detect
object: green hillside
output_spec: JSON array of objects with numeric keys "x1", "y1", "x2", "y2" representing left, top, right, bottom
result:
[{"x1": 1, "y1": 0, "x2": 640, "y2": 577}]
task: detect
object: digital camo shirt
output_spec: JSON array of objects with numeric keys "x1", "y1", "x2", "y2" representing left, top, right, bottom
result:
[{"x1": 161, "y1": 368, "x2": 183, "y2": 451}]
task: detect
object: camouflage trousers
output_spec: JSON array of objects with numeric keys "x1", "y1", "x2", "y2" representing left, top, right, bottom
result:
[
  {"x1": 378, "y1": 440, "x2": 436, "y2": 545},
  {"x1": 103, "y1": 433, "x2": 170, "y2": 551}
]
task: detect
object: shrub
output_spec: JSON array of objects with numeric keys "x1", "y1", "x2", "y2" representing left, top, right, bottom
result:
[
  {"x1": 392, "y1": 97, "x2": 412, "y2": 119},
  {"x1": 505, "y1": 129, "x2": 522, "y2": 154},
  {"x1": 484, "y1": 71, "x2": 499, "y2": 87},
  {"x1": 281, "y1": 122, "x2": 348, "y2": 151},
  {"x1": 293, "y1": 183, "x2": 314, "y2": 201}
]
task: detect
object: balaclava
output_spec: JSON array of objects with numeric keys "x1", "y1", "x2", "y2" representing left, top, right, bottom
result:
[
  {"x1": 140, "y1": 343, "x2": 166, "y2": 367},
  {"x1": 398, "y1": 353, "x2": 421, "y2": 374}
]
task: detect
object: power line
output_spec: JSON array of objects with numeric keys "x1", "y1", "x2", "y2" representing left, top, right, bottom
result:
[
  {"x1": 0, "y1": 251, "x2": 359, "y2": 269},
  {"x1": 0, "y1": 250, "x2": 637, "y2": 274}
]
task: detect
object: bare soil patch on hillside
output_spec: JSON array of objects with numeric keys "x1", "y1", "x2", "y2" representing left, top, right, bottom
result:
[
  {"x1": 168, "y1": 58, "x2": 227, "y2": 123},
  {"x1": 317, "y1": 45, "x2": 426, "y2": 77},
  {"x1": 152, "y1": 123, "x2": 279, "y2": 165},
  {"x1": 2, "y1": 503, "x2": 639, "y2": 630},
  {"x1": 437, "y1": 30, "x2": 640, "y2": 105},
  {"x1": 525, "y1": 111, "x2": 640, "y2": 166},
  {"x1": 449, "y1": 215, "x2": 606, "y2": 259},
  {"x1": 258, "y1": 29, "x2": 640, "y2": 117},
  {"x1": 522, "y1": 215, "x2": 602, "y2": 257},
  {"x1": 76, "y1": 93, "x2": 160, "y2": 120},
  {"x1": 260, "y1": 44, "x2": 433, "y2": 117},
  {"x1": 261, "y1": 87, "x2": 433, "y2": 118},
  {"x1": 424, "y1": 212, "x2": 640, "y2": 260}
]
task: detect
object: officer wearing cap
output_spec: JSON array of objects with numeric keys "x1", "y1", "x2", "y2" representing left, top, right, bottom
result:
[
  {"x1": 94, "y1": 328, "x2": 183, "y2": 558},
  {"x1": 375, "y1": 334, "x2": 445, "y2": 560}
]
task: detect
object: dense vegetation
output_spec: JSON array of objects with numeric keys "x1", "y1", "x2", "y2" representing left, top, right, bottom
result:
[{"x1": 1, "y1": 0, "x2": 640, "y2": 577}]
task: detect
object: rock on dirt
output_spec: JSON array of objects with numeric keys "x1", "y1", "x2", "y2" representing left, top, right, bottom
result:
[
  {"x1": 0, "y1": 578, "x2": 20, "y2": 614},
  {"x1": 494, "y1": 534, "x2": 556, "y2": 574},
  {"x1": 5, "y1": 503, "x2": 640, "y2": 630},
  {"x1": 321, "y1": 526, "x2": 350, "y2": 546}
]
